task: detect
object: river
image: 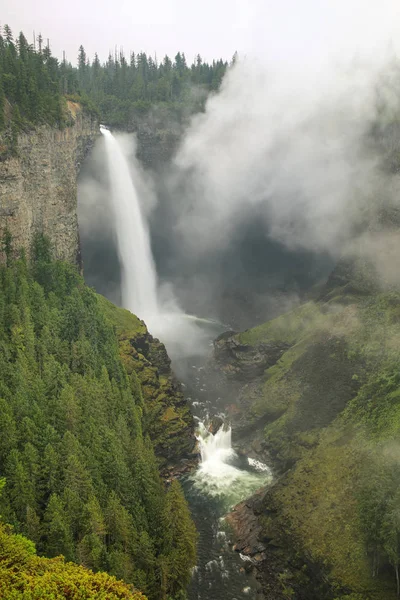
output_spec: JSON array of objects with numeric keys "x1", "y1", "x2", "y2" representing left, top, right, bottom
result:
[{"x1": 175, "y1": 352, "x2": 272, "y2": 600}]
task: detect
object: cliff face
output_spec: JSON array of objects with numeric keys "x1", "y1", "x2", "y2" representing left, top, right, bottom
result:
[
  {"x1": 0, "y1": 102, "x2": 98, "y2": 264},
  {"x1": 136, "y1": 122, "x2": 181, "y2": 170}
]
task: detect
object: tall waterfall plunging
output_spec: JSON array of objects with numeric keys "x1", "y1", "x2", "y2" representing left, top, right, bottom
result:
[
  {"x1": 86, "y1": 130, "x2": 273, "y2": 600},
  {"x1": 99, "y1": 127, "x2": 223, "y2": 358},
  {"x1": 100, "y1": 127, "x2": 158, "y2": 321}
]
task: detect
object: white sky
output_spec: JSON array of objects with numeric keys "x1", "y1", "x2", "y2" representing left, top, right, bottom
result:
[{"x1": 2, "y1": 0, "x2": 400, "y2": 65}]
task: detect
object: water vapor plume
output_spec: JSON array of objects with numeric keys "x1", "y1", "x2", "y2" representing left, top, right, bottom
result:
[{"x1": 170, "y1": 8, "x2": 400, "y2": 279}]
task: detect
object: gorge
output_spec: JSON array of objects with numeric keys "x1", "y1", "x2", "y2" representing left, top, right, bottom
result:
[
  {"x1": 3, "y1": 15, "x2": 400, "y2": 600},
  {"x1": 78, "y1": 80, "x2": 400, "y2": 599},
  {"x1": 96, "y1": 125, "x2": 273, "y2": 599}
]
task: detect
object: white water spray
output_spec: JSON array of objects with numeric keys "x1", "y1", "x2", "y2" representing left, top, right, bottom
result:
[
  {"x1": 100, "y1": 127, "x2": 158, "y2": 321},
  {"x1": 194, "y1": 422, "x2": 272, "y2": 506},
  {"x1": 99, "y1": 127, "x2": 221, "y2": 357},
  {"x1": 197, "y1": 422, "x2": 234, "y2": 465}
]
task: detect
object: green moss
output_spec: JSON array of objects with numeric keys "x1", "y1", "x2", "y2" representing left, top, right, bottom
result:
[
  {"x1": 233, "y1": 291, "x2": 400, "y2": 597},
  {"x1": 96, "y1": 295, "x2": 146, "y2": 338},
  {"x1": 238, "y1": 302, "x2": 324, "y2": 346},
  {"x1": 268, "y1": 425, "x2": 397, "y2": 599}
]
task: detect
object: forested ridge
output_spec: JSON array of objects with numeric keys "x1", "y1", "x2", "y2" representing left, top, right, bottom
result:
[
  {"x1": 0, "y1": 22, "x2": 229, "y2": 141},
  {"x1": 0, "y1": 232, "x2": 197, "y2": 599}
]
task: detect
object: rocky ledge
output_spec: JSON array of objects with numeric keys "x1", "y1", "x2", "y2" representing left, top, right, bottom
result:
[
  {"x1": 214, "y1": 331, "x2": 291, "y2": 380},
  {"x1": 227, "y1": 482, "x2": 336, "y2": 600}
]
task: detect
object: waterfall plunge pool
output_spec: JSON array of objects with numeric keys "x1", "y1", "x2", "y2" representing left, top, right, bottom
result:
[{"x1": 180, "y1": 358, "x2": 272, "y2": 600}]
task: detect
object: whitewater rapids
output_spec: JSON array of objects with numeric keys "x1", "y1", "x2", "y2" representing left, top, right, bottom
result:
[{"x1": 193, "y1": 421, "x2": 272, "y2": 509}]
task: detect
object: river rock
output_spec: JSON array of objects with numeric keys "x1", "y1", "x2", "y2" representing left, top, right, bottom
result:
[{"x1": 208, "y1": 416, "x2": 224, "y2": 435}]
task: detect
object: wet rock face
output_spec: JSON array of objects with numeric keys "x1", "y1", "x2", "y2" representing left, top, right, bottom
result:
[
  {"x1": 208, "y1": 416, "x2": 224, "y2": 435},
  {"x1": 228, "y1": 485, "x2": 335, "y2": 600},
  {"x1": 228, "y1": 490, "x2": 269, "y2": 560},
  {"x1": 213, "y1": 331, "x2": 291, "y2": 380},
  {"x1": 0, "y1": 102, "x2": 98, "y2": 265},
  {"x1": 136, "y1": 125, "x2": 181, "y2": 170}
]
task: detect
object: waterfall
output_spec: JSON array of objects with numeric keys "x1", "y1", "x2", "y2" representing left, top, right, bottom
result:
[
  {"x1": 99, "y1": 127, "x2": 225, "y2": 358},
  {"x1": 193, "y1": 421, "x2": 272, "y2": 503},
  {"x1": 197, "y1": 422, "x2": 234, "y2": 463},
  {"x1": 99, "y1": 127, "x2": 217, "y2": 358},
  {"x1": 195, "y1": 422, "x2": 240, "y2": 489},
  {"x1": 100, "y1": 127, "x2": 158, "y2": 321}
]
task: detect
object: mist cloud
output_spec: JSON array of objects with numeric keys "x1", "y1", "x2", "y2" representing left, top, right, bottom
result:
[{"x1": 171, "y1": 49, "x2": 400, "y2": 262}]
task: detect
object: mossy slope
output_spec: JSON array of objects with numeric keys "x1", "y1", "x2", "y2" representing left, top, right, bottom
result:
[
  {"x1": 97, "y1": 296, "x2": 195, "y2": 471},
  {"x1": 0, "y1": 521, "x2": 146, "y2": 600},
  {"x1": 219, "y1": 264, "x2": 400, "y2": 599}
]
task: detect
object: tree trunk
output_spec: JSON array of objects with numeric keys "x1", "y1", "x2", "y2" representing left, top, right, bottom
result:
[{"x1": 395, "y1": 563, "x2": 399, "y2": 597}]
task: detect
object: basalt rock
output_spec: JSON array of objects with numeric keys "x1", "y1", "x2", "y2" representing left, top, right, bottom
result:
[
  {"x1": 208, "y1": 415, "x2": 224, "y2": 435},
  {"x1": 0, "y1": 101, "x2": 99, "y2": 265},
  {"x1": 213, "y1": 331, "x2": 291, "y2": 381},
  {"x1": 228, "y1": 483, "x2": 337, "y2": 600}
]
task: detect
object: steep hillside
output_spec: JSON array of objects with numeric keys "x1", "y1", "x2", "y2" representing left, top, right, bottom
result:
[
  {"x1": 0, "y1": 508, "x2": 146, "y2": 600},
  {"x1": 216, "y1": 250, "x2": 400, "y2": 599},
  {"x1": 97, "y1": 295, "x2": 196, "y2": 474},
  {"x1": 0, "y1": 233, "x2": 196, "y2": 600}
]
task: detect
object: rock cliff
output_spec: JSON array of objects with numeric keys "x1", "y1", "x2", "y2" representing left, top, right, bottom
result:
[{"x1": 0, "y1": 101, "x2": 98, "y2": 264}]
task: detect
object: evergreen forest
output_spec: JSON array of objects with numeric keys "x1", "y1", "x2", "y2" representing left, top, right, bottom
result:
[
  {"x1": 0, "y1": 23, "x2": 228, "y2": 138},
  {"x1": 0, "y1": 232, "x2": 197, "y2": 599}
]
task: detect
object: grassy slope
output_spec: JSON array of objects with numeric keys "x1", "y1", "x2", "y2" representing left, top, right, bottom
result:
[{"x1": 233, "y1": 289, "x2": 400, "y2": 599}]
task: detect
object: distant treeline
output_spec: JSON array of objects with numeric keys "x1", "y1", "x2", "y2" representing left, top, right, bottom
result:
[{"x1": 0, "y1": 23, "x2": 230, "y2": 137}]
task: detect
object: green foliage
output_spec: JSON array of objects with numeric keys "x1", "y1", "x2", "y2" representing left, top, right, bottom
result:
[
  {"x1": 0, "y1": 233, "x2": 197, "y2": 600},
  {"x1": 0, "y1": 25, "x2": 73, "y2": 134},
  {"x1": 163, "y1": 481, "x2": 197, "y2": 596},
  {"x1": 0, "y1": 522, "x2": 146, "y2": 599},
  {"x1": 236, "y1": 289, "x2": 400, "y2": 598},
  {"x1": 80, "y1": 49, "x2": 228, "y2": 128},
  {"x1": 344, "y1": 368, "x2": 400, "y2": 440},
  {"x1": 357, "y1": 453, "x2": 400, "y2": 594},
  {"x1": 238, "y1": 301, "x2": 324, "y2": 346},
  {"x1": 65, "y1": 92, "x2": 100, "y2": 119}
]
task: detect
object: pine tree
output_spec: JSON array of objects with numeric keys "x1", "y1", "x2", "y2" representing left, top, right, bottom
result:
[
  {"x1": 164, "y1": 480, "x2": 197, "y2": 596},
  {"x1": 43, "y1": 493, "x2": 74, "y2": 559}
]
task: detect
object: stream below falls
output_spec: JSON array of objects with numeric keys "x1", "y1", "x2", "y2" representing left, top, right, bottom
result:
[{"x1": 177, "y1": 355, "x2": 272, "y2": 600}]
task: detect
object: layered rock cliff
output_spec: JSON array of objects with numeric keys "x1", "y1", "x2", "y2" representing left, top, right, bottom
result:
[
  {"x1": 0, "y1": 102, "x2": 98, "y2": 265},
  {"x1": 0, "y1": 102, "x2": 195, "y2": 473}
]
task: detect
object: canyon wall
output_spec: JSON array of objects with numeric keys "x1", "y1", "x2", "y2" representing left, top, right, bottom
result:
[{"x1": 0, "y1": 102, "x2": 99, "y2": 264}]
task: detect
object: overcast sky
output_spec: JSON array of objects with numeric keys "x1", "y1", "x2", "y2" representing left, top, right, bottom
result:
[{"x1": 2, "y1": 0, "x2": 400, "y2": 65}]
